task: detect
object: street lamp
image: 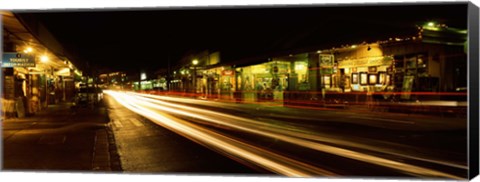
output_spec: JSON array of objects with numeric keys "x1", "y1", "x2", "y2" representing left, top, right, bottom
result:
[
  {"x1": 40, "y1": 55, "x2": 49, "y2": 62},
  {"x1": 192, "y1": 59, "x2": 199, "y2": 94},
  {"x1": 24, "y1": 47, "x2": 33, "y2": 53}
]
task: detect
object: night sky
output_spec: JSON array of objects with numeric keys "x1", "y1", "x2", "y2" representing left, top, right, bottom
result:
[{"x1": 15, "y1": 3, "x2": 468, "y2": 73}]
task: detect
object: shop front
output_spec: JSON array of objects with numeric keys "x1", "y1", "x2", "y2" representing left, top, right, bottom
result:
[
  {"x1": 237, "y1": 59, "x2": 296, "y2": 103},
  {"x1": 201, "y1": 67, "x2": 221, "y2": 99},
  {"x1": 338, "y1": 56, "x2": 394, "y2": 93}
]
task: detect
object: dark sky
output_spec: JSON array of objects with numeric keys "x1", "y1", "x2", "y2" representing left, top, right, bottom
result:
[{"x1": 15, "y1": 3, "x2": 468, "y2": 73}]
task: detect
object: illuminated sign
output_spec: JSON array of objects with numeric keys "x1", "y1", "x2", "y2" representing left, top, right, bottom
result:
[
  {"x1": 319, "y1": 54, "x2": 334, "y2": 67},
  {"x1": 338, "y1": 56, "x2": 393, "y2": 68},
  {"x1": 2, "y1": 53, "x2": 35, "y2": 67}
]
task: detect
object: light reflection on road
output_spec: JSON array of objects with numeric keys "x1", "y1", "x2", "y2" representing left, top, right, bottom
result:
[{"x1": 105, "y1": 90, "x2": 464, "y2": 179}]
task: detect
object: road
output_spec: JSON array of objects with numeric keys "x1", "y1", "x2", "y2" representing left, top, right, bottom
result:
[{"x1": 104, "y1": 90, "x2": 467, "y2": 179}]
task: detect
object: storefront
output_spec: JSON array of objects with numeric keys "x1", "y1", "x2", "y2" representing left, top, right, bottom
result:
[
  {"x1": 2, "y1": 12, "x2": 81, "y2": 119},
  {"x1": 338, "y1": 56, "x2": 394, "y2": 93},
  {"x1": 201, "y1": 67, "x2": 221, "y2": 98},
  {"x1": 234, "y1": 54, "x2": 309, "y2": 102}
]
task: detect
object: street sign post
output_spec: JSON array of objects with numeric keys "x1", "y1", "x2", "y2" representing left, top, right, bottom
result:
[{"x1": 2, "y1": 52, "x2": 35, "y2": 67}]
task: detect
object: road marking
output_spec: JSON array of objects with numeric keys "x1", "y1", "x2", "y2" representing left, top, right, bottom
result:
[
  {"x1": 348, "y1": 116, "x2": 415, "y2": 124},
  {"x1": 129, "y1": 118, "x2": 144, "y2": 127},
  {"x1": 113, "y1": 119, "x2": 123, "y2": 128}
]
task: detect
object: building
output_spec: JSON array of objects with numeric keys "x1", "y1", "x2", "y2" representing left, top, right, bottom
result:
[
  {"x1": 171, "y1": 22, "x2": 467, "y2": 105},
  {"x1": 98, "y1": 71, "x2": 127, "y2": 90},
  {"x1": 2, "y1": 11, "x2": 83, "y2": 119}
]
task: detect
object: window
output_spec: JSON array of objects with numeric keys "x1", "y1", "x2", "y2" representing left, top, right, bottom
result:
[
  {"x1": 378, "y1": 72, "x2": 386, "y2": 84},
  {"x1": 360, "y1": 72, "x2": 368, "y2": 85},
  {"x1": 322, "y1": 75, "x2": 331, "y2": 88},
  {"x1": 351, "y1": 73, "x2": 359, "y2": 84},
  {"x1": 368, "y1": 74, "x2": 377, "y2": 85}
]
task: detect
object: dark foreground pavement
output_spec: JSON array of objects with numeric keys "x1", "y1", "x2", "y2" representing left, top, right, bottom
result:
[{"x1": 2, "y1": 102, "x2": 120, "y2": 172}]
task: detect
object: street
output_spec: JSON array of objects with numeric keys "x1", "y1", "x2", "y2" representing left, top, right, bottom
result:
[
  {"x1": 2, "y1": 5, "x2": 476, "y2": 179},
  {"x1": 104, "y1": 91, "x2": 467, "y2": 179},
  {"x1": 104, "y1": 93, "x2": 263, "y2": 174}
]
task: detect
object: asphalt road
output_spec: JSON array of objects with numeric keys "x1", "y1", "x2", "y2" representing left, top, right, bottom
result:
[
  {"x1": 104, "y1": 91, "x2": 467, "y2": 179},
  {"x1": 104, "y1": 93, "x2": 266, "y2": 175}
]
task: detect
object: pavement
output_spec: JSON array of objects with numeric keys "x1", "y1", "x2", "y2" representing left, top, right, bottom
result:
[{"x1": 2, "y1": 101, "x2": 121, "y2": 172}]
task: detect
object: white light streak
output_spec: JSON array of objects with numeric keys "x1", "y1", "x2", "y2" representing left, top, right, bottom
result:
[{"x1": 104, "y1": 90, "x2": 465, "y2": 179}]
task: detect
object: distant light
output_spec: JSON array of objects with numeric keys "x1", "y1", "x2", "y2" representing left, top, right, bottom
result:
[
  {"x1": 427, "y1": 22, "x2": 435, "y2": 27},
  {"x1": 24, "y1": 47, "x2": 33, "y2": 53},
  {"x1": 40, "y1": 55, "x2": 49, "y2": 62},
  {"x1": 192, "y1": 59, "x2": 199, "y2": 65},
  {"x1": 289, "y1": 54, "x2": 293, "y2": 57},
  {"x1": 295, "y1": 64, "x2": 305, "y2": 71},
  {"x1": 141, "y1": 72, "x2": 147, "y2": 80},
  {"x1": 316, "y1": 50, "x2": 322, "y2": 54},
  {"x1": 351, "y1": 45, "x2": 357, "y2": 48}
]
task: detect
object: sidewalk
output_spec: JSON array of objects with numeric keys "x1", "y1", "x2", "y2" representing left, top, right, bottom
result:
[{"x1": 2, "y1": 102, "x2": 119, "y2": 172}]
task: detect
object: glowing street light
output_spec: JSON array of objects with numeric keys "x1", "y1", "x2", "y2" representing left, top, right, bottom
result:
[
  {"x1": 24, "y1": 47, "x2": 33, "y2": 53},
  {"x1": 427, "y1": 22, "x2": 435, "y2": 27},
  {"x1": 192, "y1": 59, "x2": 199, "y2": 65},
  {"x1": 40, "y1": 55, "x2": 49, "y2": 62}
]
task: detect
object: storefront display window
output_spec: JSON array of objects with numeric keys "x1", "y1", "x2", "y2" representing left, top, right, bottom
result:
[
  {"x1": 294, "y1": 61, "x2": 308, "y2": 83},
  {"x1": 360, "y1": 72, "x2": 368, "y2": 85},
  {"x1": 351, "y1": 73, "x2": 358, "y2": 84},
  {"x1": 322, "y1": 75, "x2": 331, "y2": 88},
  {"x1": 378, "y1": 72, "x2": 386, "y2": 84},
  {"x1": 385, "y1": 74, "x2": 390, "y2": 85},
  {"x1": 368, "y1": 74, "x2": 377, "y2": 85}
]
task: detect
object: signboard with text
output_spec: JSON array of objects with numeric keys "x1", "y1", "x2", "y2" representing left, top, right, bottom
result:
[
  {"x1": 338, "y1": 56, "x2": 393, "y2": 68},
  {"x1": 2, "y1": 53, "x2": 35, "y2": 67},
  {"x1": 319, "y1": 54, "x2": 334, "y2": 67}
]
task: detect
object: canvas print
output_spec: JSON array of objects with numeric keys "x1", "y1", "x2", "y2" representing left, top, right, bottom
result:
[{"x1": 1, "y1": 2, "x2": 478, "y2": 180}]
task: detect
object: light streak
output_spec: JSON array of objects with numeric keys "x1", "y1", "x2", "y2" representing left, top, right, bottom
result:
[
  {"x1": 130, "y1": 92, "x2": 467, "y2": 170},
  {"x1": 105, "y1": 90, "x2": 465, "y2": 179},
  {"x1": 105, "y1": 90, "x2": 335, "y2": 177}
]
